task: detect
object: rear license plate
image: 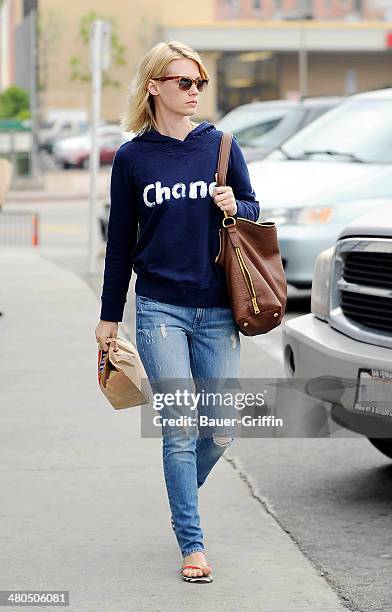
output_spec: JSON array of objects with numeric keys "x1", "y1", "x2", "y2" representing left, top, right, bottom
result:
[{"x1": 353, "y1": 368, "x2": 392, "y2": 417}]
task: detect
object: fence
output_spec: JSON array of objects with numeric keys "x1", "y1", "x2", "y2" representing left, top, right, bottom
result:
[{"x1": 0, "y1": 210, "x2": 39, "y2": 246}]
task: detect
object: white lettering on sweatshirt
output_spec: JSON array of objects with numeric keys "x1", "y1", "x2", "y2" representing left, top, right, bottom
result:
[{"x1": 143, "y1": 180, "x2": 217, "y2": 208}]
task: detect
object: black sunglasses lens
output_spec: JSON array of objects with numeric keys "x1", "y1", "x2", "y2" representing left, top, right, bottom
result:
[
  {"x1": 196, "y1": 80, "x2": 208, "y2": 91},
  {"x1": 178, "y1": 78, "x2": 208, "y2": 91},
  {"x1": 179, "y1": 78, "x2": 193, "y2": 90}
]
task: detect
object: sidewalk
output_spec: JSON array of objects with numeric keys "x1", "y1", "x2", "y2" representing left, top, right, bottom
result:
[
  {"x1": 0, "y1": 246, "x2": 348, "y2": 612},
  {"x1": 6, "y1": 168, "x2": 111, "y2": 203}
]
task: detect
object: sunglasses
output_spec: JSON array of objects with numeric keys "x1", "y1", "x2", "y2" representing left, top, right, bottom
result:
[{"x1": 151, "y1": 75, "x2": 209, "y2": 92}]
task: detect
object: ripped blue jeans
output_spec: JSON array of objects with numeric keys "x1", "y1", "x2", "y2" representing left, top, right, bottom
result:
[{"x1": 135, "y1": 294, "x2": 241, "y2": 558}]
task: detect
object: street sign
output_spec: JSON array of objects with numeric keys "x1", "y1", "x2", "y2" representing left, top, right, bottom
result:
[
  {"x1": 101, "y1": 21, "x2": 112, "y2": 71},
  {"x1": 88, "y1": 19, "x2": 112, "y2": 275},
  {"x1": 89, "y1": 20, "x2": 112, "y2": 72}
]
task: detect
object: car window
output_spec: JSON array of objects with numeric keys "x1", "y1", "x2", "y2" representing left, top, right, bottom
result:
[
  {"x1": 217, "y1": 106, "x2": 280, "y2": 132},
  {"x1": 231, "y1": 118, "x2": 283, "y2": 147},
  {"x1": 247, "y1": 109, "x2": 307, "y2": 148},
  {"x1": 275, "y1": 99, "x2": 392, "y2": 164},
  {"x1": 217, "y1": 106, "x2": 306, "y2": 148},
  {"x1": 301, "y1": 106, "x2": 329, "y2": 126}
]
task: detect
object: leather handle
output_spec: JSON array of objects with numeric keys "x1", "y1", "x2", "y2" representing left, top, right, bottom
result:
[{"x1": 216, "y1": 132, "x2": 233, "y2": 219}]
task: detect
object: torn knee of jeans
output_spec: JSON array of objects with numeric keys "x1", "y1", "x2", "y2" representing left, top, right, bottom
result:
[
  {"x1": 212, "y1": 433, "x2": 233, "y2": 447},
  {"x1": 230, "y1": 332, "x2": 237, "y2": 349}
]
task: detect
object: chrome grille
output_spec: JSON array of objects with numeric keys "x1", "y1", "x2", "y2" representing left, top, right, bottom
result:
[
  {"x1": 341, "y1": 290, "x2": 392, "y2": 333},
  {"x1": 329, "y1": 237, "x2": 392, "y2": 349},
  {"x1": 343, "y1": 252, "x2": 392, "y2": 290}
]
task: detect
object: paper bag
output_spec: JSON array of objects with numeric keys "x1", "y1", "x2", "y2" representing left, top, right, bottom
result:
[{"x1": 98, "y1": 335, "x2": 151, "y2": 410}]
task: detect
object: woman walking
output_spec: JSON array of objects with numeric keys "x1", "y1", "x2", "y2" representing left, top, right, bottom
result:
[{"x1": 95, "y1": 40, "x2": 260, "y2": 583}]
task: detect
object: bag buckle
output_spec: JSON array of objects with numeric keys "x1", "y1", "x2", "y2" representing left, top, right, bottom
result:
[{"x1": 222, "y1": 215, "x2": 236, "y2": 227}]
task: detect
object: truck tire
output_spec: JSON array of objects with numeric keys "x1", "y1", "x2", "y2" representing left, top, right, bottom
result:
[{"x1": 368, "y1": 438, "x2": 392, "y2": 460}]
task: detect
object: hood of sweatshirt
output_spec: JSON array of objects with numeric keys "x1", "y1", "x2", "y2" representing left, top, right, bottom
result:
[{"x1": 131, "y1": 120, "x2": 219, "y2": 154}]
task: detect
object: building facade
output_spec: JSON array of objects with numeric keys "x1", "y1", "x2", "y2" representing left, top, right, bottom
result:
[
  {"x1": 215, "y1": 0, "x2": 389, "y2": 21},
  {"x1": 0, "y1": 0, "x2": 21, "y2": 91},
  {"x1": 1, "y1": 0, "x2": 391, "y2": 125}
]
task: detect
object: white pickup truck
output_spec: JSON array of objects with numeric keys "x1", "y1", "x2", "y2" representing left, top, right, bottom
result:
[{"x1": 282, "y1": 200, "x2": 392, "y2": 459}]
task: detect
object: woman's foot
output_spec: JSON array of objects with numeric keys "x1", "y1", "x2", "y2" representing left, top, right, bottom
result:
[{"x1": 181, "y1": 551, "x2": 212, "y2": 578}]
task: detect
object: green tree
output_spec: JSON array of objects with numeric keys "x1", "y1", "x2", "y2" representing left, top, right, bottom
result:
[
  {"x1": 69, "y1": 10, "x2": 127, "y2": 89},
  {"x1": 0, "y1": 86, "x2": 30, "y2": 120}
]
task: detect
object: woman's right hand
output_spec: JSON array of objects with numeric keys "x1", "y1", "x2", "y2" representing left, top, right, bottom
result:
[{"x1": 95, "y1": 320, "x2": 119, "y2": 352}]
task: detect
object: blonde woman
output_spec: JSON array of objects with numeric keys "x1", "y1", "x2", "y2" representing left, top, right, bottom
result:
[{"x1": 95, "y1": 40, "x2": 260, "y2": 583}]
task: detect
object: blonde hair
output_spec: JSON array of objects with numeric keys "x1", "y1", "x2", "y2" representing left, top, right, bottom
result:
[{"x1": 120, "y1": 40, "x2": 209, "y2": 135}]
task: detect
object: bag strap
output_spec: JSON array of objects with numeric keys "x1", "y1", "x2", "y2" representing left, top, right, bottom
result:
[
  {"x1": 216, "y1": 132, "x2": 233, "y2": 188},
  {"x1": 216, "y1": 132, "x2": 234, "y2": 220}
]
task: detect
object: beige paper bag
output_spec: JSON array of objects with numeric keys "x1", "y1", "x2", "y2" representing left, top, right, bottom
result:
[{"x1": 98, "y1": 335, "x2": 151, "y2": 410}]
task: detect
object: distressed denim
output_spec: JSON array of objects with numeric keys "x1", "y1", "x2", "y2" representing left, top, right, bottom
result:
[{"x1": 135, "y1": 294, "x2": 241, "y2": 557}]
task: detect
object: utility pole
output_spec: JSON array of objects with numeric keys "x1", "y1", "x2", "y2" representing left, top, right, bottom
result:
[
  {"x1": 298, "y1": 20, "x2": 308, "y2": 98},
  {"x1": 29, "y1": 5, "x2": 40, "y2": 181},
  {"x1": 88, "y1": 19, "x2": 111, "y2": 275},
  {"x1": 298, "y1": 0, "x2": 309, "y2": 98}
]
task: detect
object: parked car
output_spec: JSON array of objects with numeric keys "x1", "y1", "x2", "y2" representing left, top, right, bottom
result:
[
  {"x1": 282, "y1": 201, "x2": 392, "y2": 459},
  {"x1": 248, "y1": 87, "x2": 392, "y2": 289},
  {"x1": 216, "y1": 97, "x2": 342, "y2": 162},
  {"x1": 53, "y1": 125, "x2": 134, "y2": 169},
  {"x1": 38, "y1": 109, "x2": 88, "y2": 153}
]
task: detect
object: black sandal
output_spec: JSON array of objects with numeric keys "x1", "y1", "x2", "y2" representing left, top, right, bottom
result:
[{"x1": 181, "y1": 564, "x2": 213, "y2": 583}]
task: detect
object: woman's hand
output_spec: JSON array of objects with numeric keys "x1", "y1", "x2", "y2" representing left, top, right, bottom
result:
[
  {"x1": 95, "y1": 320, "x2": 119, "y2": 352},
  {"x1": 212, "y1": 172, "x2": 237, "y2": 216}
]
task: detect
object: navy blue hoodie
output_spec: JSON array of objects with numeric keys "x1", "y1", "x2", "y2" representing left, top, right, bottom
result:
[{"x1": 100, "y1": 120, "x2": 261, "y2": 322}]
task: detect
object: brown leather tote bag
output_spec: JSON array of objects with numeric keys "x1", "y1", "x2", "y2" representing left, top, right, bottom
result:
[{"x1": 215, "y1": 132, "x2": 288, "y2": 336}]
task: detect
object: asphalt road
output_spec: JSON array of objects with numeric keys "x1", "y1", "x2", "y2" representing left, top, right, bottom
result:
[{"x1": 9, "y1": 180, "x2": 392, "y2": 612}]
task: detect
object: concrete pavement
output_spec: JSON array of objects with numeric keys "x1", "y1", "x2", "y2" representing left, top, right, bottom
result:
[
  {"x1": 0, "y1": 246, "x2": 350, "y2": 612},
  {"x1": 6, "y1": 168, "x2": 111, "y2": 203}
]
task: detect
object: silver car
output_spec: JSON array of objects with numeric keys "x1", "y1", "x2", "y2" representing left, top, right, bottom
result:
[
  {"x1": 248, "y1": 88, "x2": 392, "y2": 289},
  {"x1": 216, "y1": 97, "x2": 342, "y2": 163},
  {"x1": 282, "y1": 201, "x2": 392, "y2": 460}
]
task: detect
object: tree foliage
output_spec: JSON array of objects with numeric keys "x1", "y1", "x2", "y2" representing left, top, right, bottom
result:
[
  {"x1": 0, "y1": 86, "x2": 30, "y2": 119},
  {"x1": 69, "y1": 10, "x2": 127, "y2": 89}
]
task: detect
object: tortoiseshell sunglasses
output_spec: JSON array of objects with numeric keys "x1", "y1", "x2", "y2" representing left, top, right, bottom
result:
[{"x1": 151, "y1": 75, "x2": 209, "y2": 92}]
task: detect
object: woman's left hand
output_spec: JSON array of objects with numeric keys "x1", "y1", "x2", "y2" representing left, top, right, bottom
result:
[{"x1": 213, "y1": 173, "x2": 237, "y2": 216}]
